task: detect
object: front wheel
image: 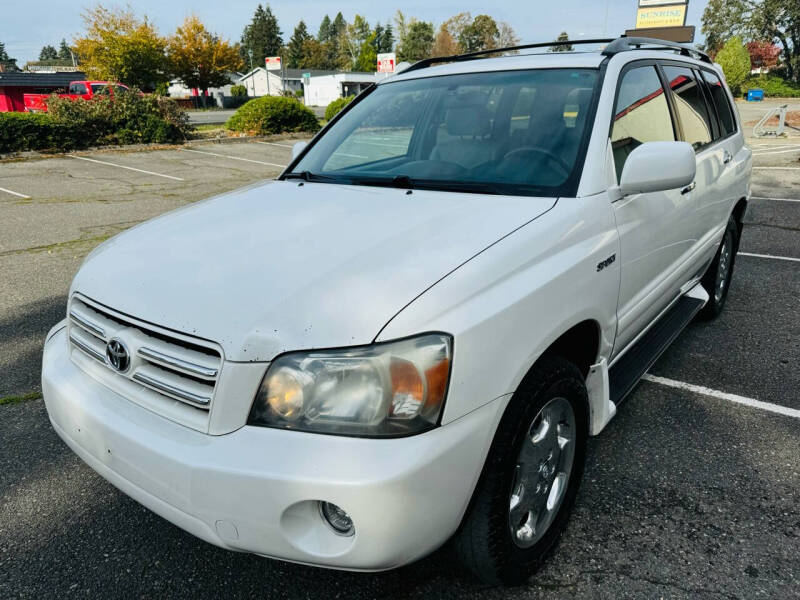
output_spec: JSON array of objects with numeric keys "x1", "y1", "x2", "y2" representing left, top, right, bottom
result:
[
  {"x1": 699, "y1": 216, "x2": 739, "y2": 320},
  {"x1": 454, "y1": 356, "x2": 588, "y2": 585}
]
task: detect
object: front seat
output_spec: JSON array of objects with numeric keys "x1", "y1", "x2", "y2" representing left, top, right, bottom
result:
[{"x1": 430, "y1": 106, "x2": 495, "y2": 169}]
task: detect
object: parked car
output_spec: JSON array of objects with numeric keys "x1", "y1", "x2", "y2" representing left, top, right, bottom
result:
[
  {"x1": 24, "y1": 80, "x2": 129, "y2": 112},
  {"x1": 42, "y1": 36, "x2": 751, "y2": 585}
]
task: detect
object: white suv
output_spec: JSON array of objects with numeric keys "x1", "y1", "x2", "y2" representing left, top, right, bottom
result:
[{"x1": 42, "y1": 37, "x2": 751, "y2": 585}]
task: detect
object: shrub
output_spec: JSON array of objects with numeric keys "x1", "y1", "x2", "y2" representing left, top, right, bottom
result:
[
  {"x1": 324, "y1": 95, "x2": 355, "y2": 121},
  {"x1": 154, "y1": 82, "x2": 169, "y2": 96},
  {"x1": 0, "y1": 90, "x2": 193, "y2": 153},
  {"x1": 226, "y1": 96, "x2": 320, "y2": 135},
  {"x1": 46, "y1": 89, "x2": 193, "y2": 145},
  {"x1": 745, "y1": 74, "x2": 800, "y2": 98},
  {"x1": 716, "y1": 37, "x2": 751, "y2": 95},
  {"x1": 230, "y1": 84, "x2": 247, "y2": 97},
  {"x1": 0, "y1": 112, "x2": 82, "y2": 153}
]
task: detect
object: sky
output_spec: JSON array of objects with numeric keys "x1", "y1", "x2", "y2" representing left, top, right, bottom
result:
[{"x1": 2, "y1": 0, "x2": 710, "y2": 66}]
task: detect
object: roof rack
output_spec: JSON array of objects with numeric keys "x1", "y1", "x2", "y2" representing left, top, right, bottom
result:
[
  {"x1": 602, "y1": 36, "x2": 712, "y2": 64},
  {"x1": 401, "y1": 35, "x2": 711, "y2": 74},
  {"x1": 402, "y1": 38, "x2": 614, "y2": 73}
]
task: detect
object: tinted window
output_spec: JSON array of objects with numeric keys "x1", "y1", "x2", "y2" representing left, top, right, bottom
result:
[
  {"x1": 662, "y1": 66, "x2": 714, "y2": 149},
  {"x1": 701, "y1": 70, "x2": 736, "y2": 137},
  {"x1": 70, "y1": 83, "x2": 88, "y2": 94},
  {"x1": 292, "y1": 69, "x2": 599, "y2": 197},
  {"x1": 611, "y1": 66, "x2": 675, "y2": 181}
]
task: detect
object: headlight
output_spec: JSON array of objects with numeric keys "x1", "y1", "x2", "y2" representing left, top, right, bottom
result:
[{"x1": 247, "y1": 333, "x2": 452, "y2": 437}]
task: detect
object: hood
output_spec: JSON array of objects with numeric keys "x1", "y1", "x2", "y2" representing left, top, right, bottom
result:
[{"x1": 72, "y1": 180, "x2": 555, "y2": 361}]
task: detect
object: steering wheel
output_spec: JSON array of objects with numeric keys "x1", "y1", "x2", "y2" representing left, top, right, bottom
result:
[{"x1": 502, "y1": 146, "x2": 572, "y2": 179}]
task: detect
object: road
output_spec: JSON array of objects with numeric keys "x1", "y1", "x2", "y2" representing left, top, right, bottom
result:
[
  {"x1": 0, "y1": 134, "x2": 798, "y2": 599},
  {"x1": 186, "y1": 105, "x2": 326, "y2": 125}
]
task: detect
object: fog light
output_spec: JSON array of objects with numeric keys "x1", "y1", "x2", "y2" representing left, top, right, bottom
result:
[{"x1": 319, "y1": 501, "x2": 355, "y2": 536}]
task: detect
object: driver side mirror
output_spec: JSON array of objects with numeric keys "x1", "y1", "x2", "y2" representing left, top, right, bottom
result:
[
  {"x1": 292, "y1": 141, "x2": 308, "y2": 159},
  {"x1": 618, "y1": 141, "x2": 696, "y2": 196}
]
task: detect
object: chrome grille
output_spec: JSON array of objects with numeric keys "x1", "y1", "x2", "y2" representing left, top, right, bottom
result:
[{"x1": 67, "y1": 294, "x2": 222, "y2": 410}]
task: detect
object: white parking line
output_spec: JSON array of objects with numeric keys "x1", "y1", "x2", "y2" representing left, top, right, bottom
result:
[
  {"x1": 750, "y1": 196, "x2": 800, "y2": 203},
  {"x1": 69, "y1": 155, "x2": 184, "y2": 181},
  {"x1": 643, "y1": 374, "x2": 800, "y2": 419},
  {"x1": 254, "y1": 141, "x2": 294, "y2": 148},
  {"x1": 183, "y1": 148, "x2": 286, "y2": 168},
  {"x1": 752, "y1": 146, "x2": 800, "y2": 156},
  {"x1": 739, "y1": 251, "x2": 800, "y2": 263},
  {"x1": 754, "y1": 166, "x2": 800, "y2": 170},
  {"x1": 0, "y1": 186, "x2": 30, "y2": 199}
]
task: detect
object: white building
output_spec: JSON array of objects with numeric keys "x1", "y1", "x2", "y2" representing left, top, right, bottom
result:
[
  {"x1": 167, "y1": 73, "x2": 243, "y2": 106},
  {"x1": 303, "y1": 72, "x2": 380, "y2": 107},
  {"x1": 237, "y1": 68, "x2": 381, "y2": 106}
]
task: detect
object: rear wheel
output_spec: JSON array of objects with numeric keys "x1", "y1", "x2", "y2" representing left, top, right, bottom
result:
[
  {"x1": 699, "y1": 216, "x2": 739, "y2": 320},
  {"x1": 455, "y1": 356, "x2": 588, "y2": 585}
]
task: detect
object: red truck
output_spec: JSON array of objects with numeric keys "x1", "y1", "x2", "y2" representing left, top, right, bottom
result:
[{"x1": 23, "y1": 81, "x2": 129, "y2": 112}]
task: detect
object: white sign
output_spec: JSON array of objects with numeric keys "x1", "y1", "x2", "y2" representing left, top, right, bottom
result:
[
  {"x1": 265, "y1": 56, "x2": 282, "y2": 70},
  {"x1": 377, "y1": 53, "x2": 396, "y2": 74},
  {"x1": 638, "y1": 0, "x2": 687, "y2": 5}
]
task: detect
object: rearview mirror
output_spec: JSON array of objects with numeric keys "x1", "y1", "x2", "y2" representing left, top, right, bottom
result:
[
  {"x1": 618, "y1": 141, "x2": 696, "y2": 195},
  {"x1": 292, "y1": 141, "x2": 308, "y2": 159}
]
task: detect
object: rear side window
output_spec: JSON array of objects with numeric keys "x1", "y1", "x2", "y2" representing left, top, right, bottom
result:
[
  {"x1": 70, "y1": 83, "x2": 88, "y2": 94},
  {"x1": 701, "y1": 70, "x2": 736, "y2": 137},
  {"x1": 662, "y1": 66, "x2": 714, "y2": 150},
  {"x1": 611, "y1": 66, "x2": 675, "y2": 181}
]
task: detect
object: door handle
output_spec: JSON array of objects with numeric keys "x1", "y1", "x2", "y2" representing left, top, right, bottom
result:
[
  {"x1": 681, "y1": 181, "x2": 696, "y2": 195},
  {"x1": 723, "y1": 150, "x2": 733, "y2": 164}
]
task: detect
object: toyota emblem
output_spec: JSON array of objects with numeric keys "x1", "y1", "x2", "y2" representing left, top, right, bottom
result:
[{"x1": 105, "y1": 339, "x2": 130, "y2": 372}]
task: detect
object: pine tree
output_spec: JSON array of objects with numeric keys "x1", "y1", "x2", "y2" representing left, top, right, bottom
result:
[
  {"x1": 39, "y1": 45, "x2": 59, "y2": 61},
  {"x1": 58, "y1": 39, "x2": 72, "y2": 61},
  {"x1": 318, "y1": 15, "x2": 332, "y2": 43},
  {"x1": 287, "y1": 21, "x2": 310, "y2": 68},
  {"x1": 240, "y1": 4, "x2": 283, "y2": 69},
  {"x1": 379, "y1": 23, "x2": 394, "y2": 53},
  {"x1": 0, "y1": 41, "x2": 19, "y2": 71}
]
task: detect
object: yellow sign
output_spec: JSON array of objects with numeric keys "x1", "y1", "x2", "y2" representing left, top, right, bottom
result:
[{"x1": 636, "y1": 5, "x2": 687, "y2": 28}]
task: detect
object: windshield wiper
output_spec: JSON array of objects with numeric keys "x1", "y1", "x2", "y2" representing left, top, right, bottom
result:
[
  {"x1": 347, "y1": 175, "x2": 415, "y2": 189},
  {"x1": 283, "y1": 171, "x2": 339, "y2": 182}
]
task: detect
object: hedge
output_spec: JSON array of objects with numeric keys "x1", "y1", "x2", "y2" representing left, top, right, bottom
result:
[
  {"x1": 324, "y1": 95, "x2": 355, "y2": 121},
  {"x1": 226, "y1": 96, "x2": 320, "y2": 135},
  {"x1": 745, "y1": 75, "x2": 800, "y2": 98},
  {"x1": 0, "y1": 113, "x2": 83, "y2": 153},
  {"x1": 0, "y1": 90, "x2": 193, "y2": 154}
]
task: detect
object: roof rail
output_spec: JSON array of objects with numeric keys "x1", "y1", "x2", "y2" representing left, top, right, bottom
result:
[
  {"x1": 602, "y1": 36, "x2": 712, "y2": 64},
  {"x1": 402, "y1": 38, "x2": 615, "y2": 74}
]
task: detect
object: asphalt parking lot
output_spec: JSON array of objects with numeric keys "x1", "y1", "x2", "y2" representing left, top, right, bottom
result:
[{"x1": 1, "y1": 127, "x2": 798, "y2": 598}]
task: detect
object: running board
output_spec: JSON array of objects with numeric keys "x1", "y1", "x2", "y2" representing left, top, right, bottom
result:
[{"x1": 609, "y1": 286, "x2": 707, "y2": 405}]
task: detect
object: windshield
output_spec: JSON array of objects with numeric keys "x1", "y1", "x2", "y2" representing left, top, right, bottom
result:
[{"x1": 288, "y1": 69, "x2": 599, "y2": 196}]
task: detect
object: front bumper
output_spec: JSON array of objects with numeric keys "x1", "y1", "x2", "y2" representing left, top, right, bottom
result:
[{"x1": 42, "y1": 327, "x2": 506, "y2": 570}]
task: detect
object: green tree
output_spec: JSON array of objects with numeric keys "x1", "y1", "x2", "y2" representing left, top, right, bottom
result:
[
  {"x1": 0, "y1": 41, "x2": 19, "y2": 71},
  {"x1": 287, "y1": 21, "x2": 310, "y2": 68},
  {"x1": 702, "y1": 0, "x2": 800, "y2": 81},
  {"x1": 39, "y1": 45, "x2": 59, "y2": 60},
  {"x1": 73, "y1": 6, "x2": 166, "y2": 89},
  {"x1": 459, "y1": 14, "x2": 499, "y2": 52},
  {"x1": 166, "y1": 15, "x2": 243, "y2": 101},
  {"x1": 58, "y1": 39, "x2": 73, "y2": 61},
  {"x1": 318, "y1": 15, "x2": 332, "y2": 42},
  {"x1": 397, "y1": 20, "x2": 435, "y2": 62},
  {"x1": 373, "y1": 23, "x2": 394, "y2": 53},
  {"x1": 549, "y1": 31, "x2": 574, "y2": 52},
  {"x1": 715, "y1": 36, "x2": 752, "y2": 94},
  {"x1": 299, "y1": 38, "x2": 328, "y2": 69},
  {"x1": 240, "y1": 4, "x2": 283, "y2": 70},
  {"x1": 341, "y1": 15, "x2": 372, "y2": 70}
]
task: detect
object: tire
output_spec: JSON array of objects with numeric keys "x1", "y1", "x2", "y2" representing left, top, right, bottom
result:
[
  {"x1": 699, "y1": 216, "x2": 739, "y2": 320},
  {"x1": 454, "y1": 356, "x2": 588, "y2": 586}
]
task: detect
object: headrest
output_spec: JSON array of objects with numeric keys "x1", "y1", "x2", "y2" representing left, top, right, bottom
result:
[{"x1": 445, "y1": 106, "x2": 491, "y2": 137}]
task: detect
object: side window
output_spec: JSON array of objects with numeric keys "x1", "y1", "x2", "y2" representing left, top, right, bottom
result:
[
  {"x1": 701, "y1": 70, "x2": 736, "y2": 137},
  {"x1": 662, "y1": 66, "x2": 714, "y2": 150},
  {"x1": 70, "y1": 83, "x2": 88, "y2": 94},
  {"x1": 611, "y1": 66, "x2": 675, "y2": 181}
]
